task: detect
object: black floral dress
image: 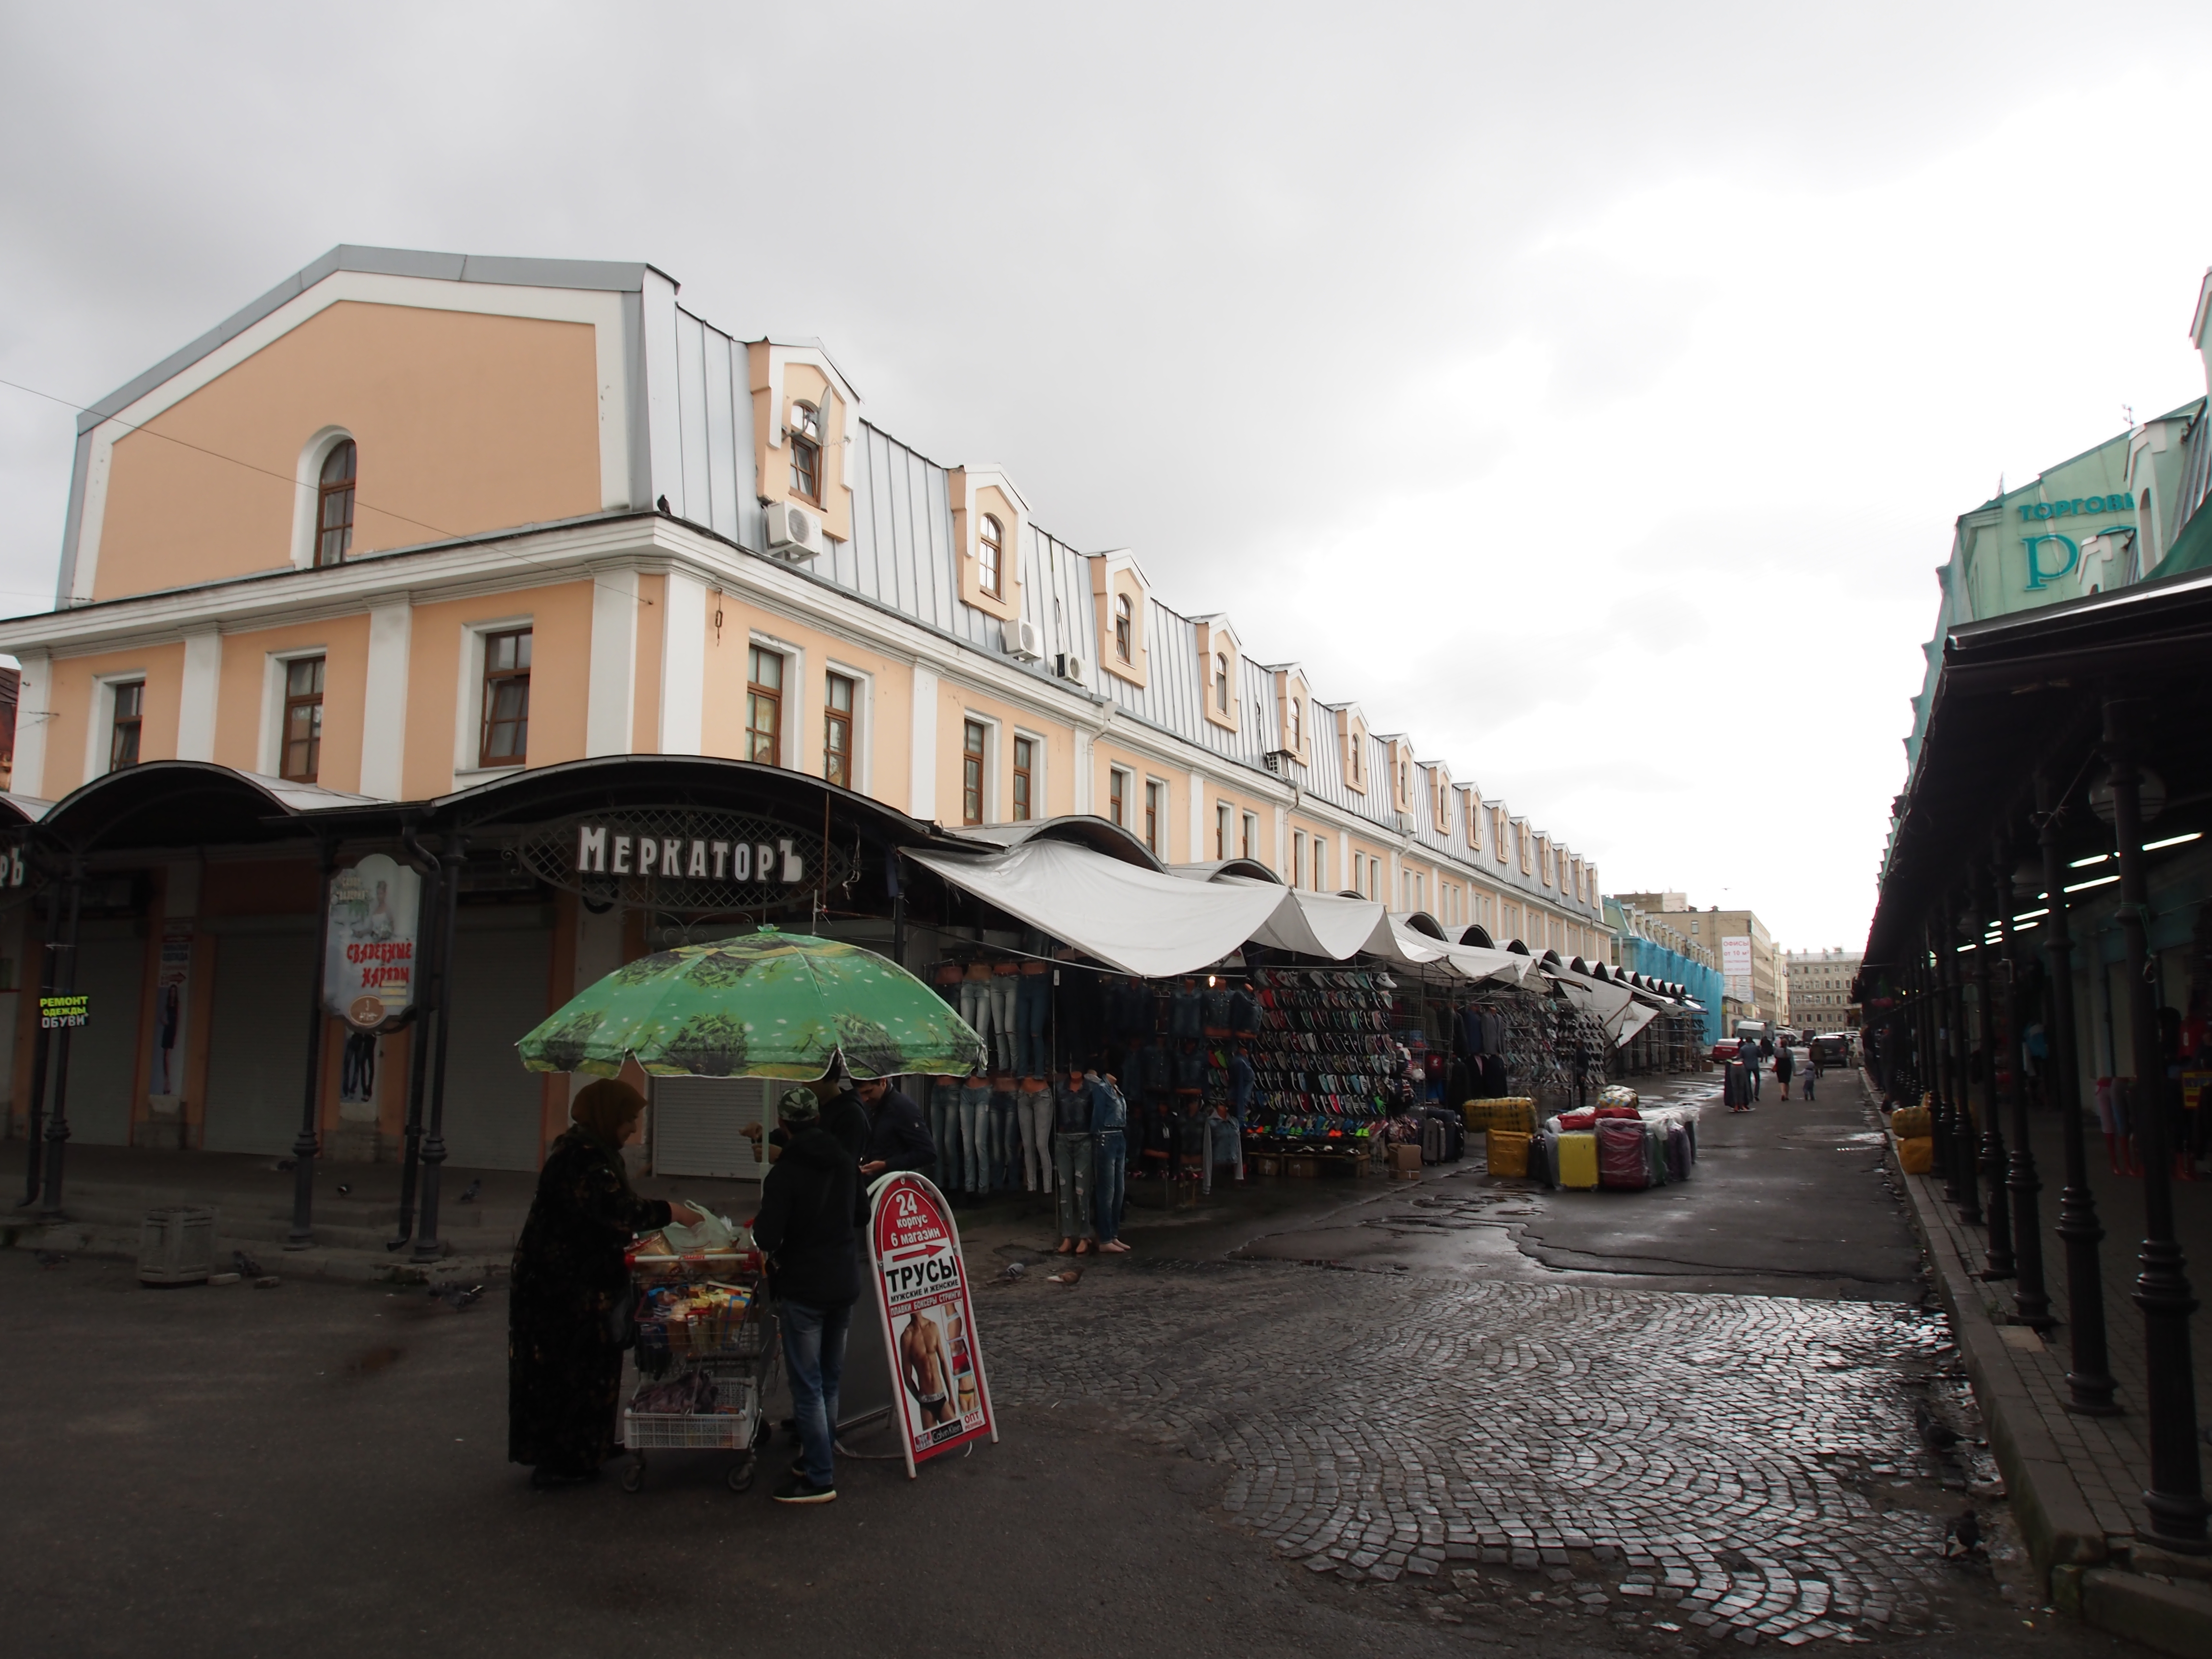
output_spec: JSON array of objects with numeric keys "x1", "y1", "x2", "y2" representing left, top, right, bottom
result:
[{"x1": 507, "y1": 1129, "x2": 671, "y2": 1472}]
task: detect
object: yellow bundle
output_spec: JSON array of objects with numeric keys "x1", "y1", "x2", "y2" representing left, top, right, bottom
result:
[
  {"x1": 1889, "y1": 1105, "x2": 1932, "y2": 1138},
  {"x1": 1897, "y1": 1136, "x2": 1934, "y2": 1174},
  {"x1": 1486, "y1": 1129, "x2": 1530, "y2": 1178}
]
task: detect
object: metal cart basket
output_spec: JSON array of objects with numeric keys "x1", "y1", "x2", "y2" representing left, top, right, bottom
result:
[{"x1": 619, "y1": 1244, "x2": 780, "y2": 1492}]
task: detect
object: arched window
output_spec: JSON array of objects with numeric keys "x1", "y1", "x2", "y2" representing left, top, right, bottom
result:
[
  {"x1": 1287, "y1": 694, "x2": 1301, "y2": 752},
  {"x1": 1114, "y1": 593, "x2": 1133, "y2": 662},
  {"x1": 1214, "y1": 653, "x2": 1230, "y2": 713},
  {"x1": 979, "y1": 514, "x2": 1003, "y2": 597},
  {"x1": 788, "y1": 401, "x2": 822, "y2": 502},
  {"x1": 315, "y1": 440, "x2": 356, "y2": 566}
]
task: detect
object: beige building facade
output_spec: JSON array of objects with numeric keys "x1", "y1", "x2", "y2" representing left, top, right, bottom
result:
[
  {"x1": 1785, "y1": 949, "x2": 1861, "y2": 1033},
  {"x1": 1615, "y1": 895, "x2": 1780, "y2": 1026}
]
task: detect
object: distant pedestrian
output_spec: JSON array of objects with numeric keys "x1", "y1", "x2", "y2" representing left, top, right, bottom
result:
[
  {"x1": 1803, "y1": 1060, "x2": 1819, "y2": 1101},
  {"x1": 1744, "y1": 1043, "x2": 1761, "y2": 1103},
  {"x1": 1774, "y1": 1043, "x2": 1795, "y2": 1099}
]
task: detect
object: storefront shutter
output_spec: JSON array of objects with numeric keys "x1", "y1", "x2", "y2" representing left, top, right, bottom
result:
[
  {"x1": 202, "y1": 926, "x2": 315, "y2": 1155},
  {"x1": 652, "y1": 1075, "x2": 770, "y2": 1178},
  {"x1": 436, "y1": 919, "x2": 555, "y2": 1173},
  {"x1": 60, "y1": 925, "x2": 150, "y2": 1146}
]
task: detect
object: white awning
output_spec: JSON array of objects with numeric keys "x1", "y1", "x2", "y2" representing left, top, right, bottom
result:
[
  {"x1": 907, "y1": 840, "x2": 1290, "y2": 979},
  {"x1": 1223, "y1": 878, "x2": 1390, "y2": 960},
  {"x1": 1612, "y1": 1002, "x2": 1662, "y2": 1047}
]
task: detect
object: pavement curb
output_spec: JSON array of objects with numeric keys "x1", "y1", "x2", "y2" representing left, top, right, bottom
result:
[
  {"x1": 1867, "y1": 1073, "x2": 2212, "y2": 1656},
  {"x1": 1, "y1": 1217, "x2": 507, "y2": 1287}
]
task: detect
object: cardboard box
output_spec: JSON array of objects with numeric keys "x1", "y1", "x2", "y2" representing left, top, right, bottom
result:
[{"x1": 1390, "y1": 1144, "x2": 1422, "y2": 1174}]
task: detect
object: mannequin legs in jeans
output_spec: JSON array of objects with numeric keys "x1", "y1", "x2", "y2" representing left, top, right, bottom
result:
[
  {"x1": 1015, "y1": 973, "x2": 1052, "y2": 1076},
  {"x1": 959, "y1": 979, "x2": 989, "y2": 1053},
  {"x1": 1093, "y1": 1129, "x2": 1129, "y2": 1251},
  {"x1": 987, "y1": 975, "x2": 1019, "y2": 1073},
  {"x1": 932, "y1": 1085, "x2": 965, "y2": 1192},
  {"x1": 989, "y1": 1089, "x2": 1020, "y2": 1190},
  {"x1": 1019, "y1": 1089, "x2": 1054, "y2": 1191},
  {"x1": 958, "y1": 1082, "x2": 992, "y2": 1193},
  {"x1": 1052, "y1": 1131, "x2": 1095, "y2": 1251}
]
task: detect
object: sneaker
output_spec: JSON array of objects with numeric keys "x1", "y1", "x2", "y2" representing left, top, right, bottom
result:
[{"x1": 772, "y1": 1473, "x2": 838, "y2": 1505}]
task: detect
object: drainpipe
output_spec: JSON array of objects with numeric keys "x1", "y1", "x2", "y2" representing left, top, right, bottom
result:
[{"x1": 287, "y1": 841, "x2": 338, "y2": 1249}]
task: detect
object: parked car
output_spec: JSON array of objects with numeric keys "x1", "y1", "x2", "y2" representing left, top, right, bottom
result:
[
  {"x1": 1810, "y1": 1033, "x2": 1851, "y2": 1070},
  {"x1": 1709, "y1": 1037, "x2": 1743, "y2": 1066}
]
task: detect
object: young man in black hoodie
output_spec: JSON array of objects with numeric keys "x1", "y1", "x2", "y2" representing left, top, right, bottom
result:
[{"x1": 752, "y1": 1087, "x2": 861, "y2": 1505}]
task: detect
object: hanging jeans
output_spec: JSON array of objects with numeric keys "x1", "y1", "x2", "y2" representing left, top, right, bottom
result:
[
  {"x1": 778, "y1": 1297, "x2": 852, "y2": 1490},
  {"x1": 989, "y1": 1088, "x2": 1020, "y2": 1190},
  {"x1": 985, "y1": 974, "x2": 1019, "y2": 1071},
  {"x1": 928, "y1": 1082, "x2": 963, "y2": 1184},
  {"x1": 1093, "y1": 1129, "x2": 1127, "y2": 1243},
  {"x1": 1052, "y1": 1131, "x2": 1096, "y2": 1241},
  {"x1": 959, "y1": 976, "x2": 989, "y2": 1044},
  {"x1": 958, "y1": 1082, "x2": 992, "y2": 1193},
  {"x1": 1019, "y1": 1089, "x2": 1054, "y2": 1190},
  {"x1": 1201, "y1": 1115, "x2": 1244, "y2": 1193},
  {"x1": 1015, "y1": 973, "x2": 1053, "y2": 1076}
]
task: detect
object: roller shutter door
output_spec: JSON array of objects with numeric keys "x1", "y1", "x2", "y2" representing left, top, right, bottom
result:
[
  {"x1": 202, "y1": 929, "x2": 315, "y2": 1155},
  {"x1": 652, "y1": 1076, "x2": 772, "y2": 1179},
  {"x1": 437, "y1": 922, "x2": 555, "y2": 1173},
  {"x1": 60, "y1": 927, "x2": 149, "y2": 1147}
]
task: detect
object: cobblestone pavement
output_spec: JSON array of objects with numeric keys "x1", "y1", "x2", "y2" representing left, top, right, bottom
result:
[{"x1": 982, "y1": 1260, "x2": 2047, "y2": 1648}]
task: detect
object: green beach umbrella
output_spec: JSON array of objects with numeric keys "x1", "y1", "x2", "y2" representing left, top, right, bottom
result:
[{"x1": 517, "y1": 926, "x2": 985, "y2": 1081}]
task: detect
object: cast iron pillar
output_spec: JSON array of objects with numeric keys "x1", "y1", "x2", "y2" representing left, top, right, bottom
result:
[
  {"x1": 1994, "y1": 848, "x2": 2051, "y2": 1324},
  {"x1": 2037, "y1": 766, "x2": 2116, "y2": 1413},
  {"x1": 389, "y1": 834, "x2": 444, "y2": 1250},
  {"x1": 17, "y1": 876, "x2": 65, "y2": 1208},
  {"x1": 2103, "y1": 699, "x2": 2207, "y2": 1550},
  {"x1": 1971, "y1": 865, "x2": 2015, "y2": 1278},
  {"x1": 1917, "y1": 944, "x2": 1948, "y2": 1179},
  {"x1": 288, "y1": 843, "x2": 338, "y2": 1249},
  {"x1": 412, "y1": 833, "x2": 468, "y2": 1264},
  {"x1": 1943, "y1": 890, "x2": 1981, "y2": 1224},
  {"x1": 35, "y1": 860, "x2": 85, "y2": 1223}
]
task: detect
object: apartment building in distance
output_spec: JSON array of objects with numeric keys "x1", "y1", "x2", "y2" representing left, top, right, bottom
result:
[
  {"x1": 1786, "y1": 948, "x2": 1861, "y2": 1033},
  {"x1": 1614, "y1": 895, "x2": 1780, "y2": 1028}
]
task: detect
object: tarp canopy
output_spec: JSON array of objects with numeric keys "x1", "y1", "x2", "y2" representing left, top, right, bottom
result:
[
  {"x1": 1224, "y1": 878, "x2": 1389, "y2": 960},
  {"x1": 1611, "y1": 1001, "x2": 1662, "y2": 1047},
  {"x1": 908, "y1": 840, "x2": 1288, "y2": 978}
]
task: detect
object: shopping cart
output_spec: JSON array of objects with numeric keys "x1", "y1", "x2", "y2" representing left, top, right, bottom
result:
[{"x1": 618, "y1": 1241, "x2": 779, "y2": 1493}]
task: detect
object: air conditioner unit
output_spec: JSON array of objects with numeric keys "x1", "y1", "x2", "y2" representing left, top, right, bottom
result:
[
  {"x1": 1263, "y1": 748, "x2": 1297, "y2": 775},
  {"x1": 1003, "y1": 618, "x2": 1044, "y2": 661},
  {"x1": 761, "y1": 500, "x2": 825, "y2": 562},
  {"x1": 1056, "y1": 653, "x2": 1086, "y2": 685}
]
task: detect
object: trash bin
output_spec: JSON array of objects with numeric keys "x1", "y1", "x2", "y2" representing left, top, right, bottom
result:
[{"x1": 139, "y1": 1206, "x2": 217, "y2": 1285}]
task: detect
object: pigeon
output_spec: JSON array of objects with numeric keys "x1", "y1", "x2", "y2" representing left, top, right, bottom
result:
[
  {"x1": 276, "y1": 1158, "x2": 296, "y2": 1171},
  {"x1": 1915, "y1": 1404, "x2": 1960, "y2": 1452},
  {"x1": 33, "y1": 1249, "x2": 68, "y2": 1268},
  {"x1": 458, "y1": 1179, "x2": 482, "y2": 1204},
  {"x1": 1003, "y1": 1261, "x2": 1028, "y2": 1280},
  {"x1": 1045, "y1": 1267, "x2": 1083, "y2": 1286},
  {"x1": 1943, "y1": 1508, "x2": 1982, "y2": 1557},
  {"x1": 233, "y1": 1250, "x2": 264, "y2": 1278},
  {"x1": 335, "y1": 1183, "x2": 352, "y2": 1197},
  {"x1": 429, "y1": 1281, "x2": 485, "y2": 1310}
]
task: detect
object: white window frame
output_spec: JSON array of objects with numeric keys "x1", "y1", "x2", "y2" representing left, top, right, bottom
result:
[
  {"x1": 747, "y1": 630, "x2": 806, "y2": 771},
  {"x1": 452, "y1": 614, "x2": 536, "y2": 781},
  {"x1": 823, "y1": 658, "x2": 874, "y2": 794},
  {"x1": 1142, "y1": 774, "x2": 1168, "y2": 857},
  {"x1": 259, "y1": 645, "x2": 331, "y2": 779},
  {"x1": 290, "y1": 426, "x2": 357, "y2": 569},
  {"x1": 1292, "y1": 830, "x2": 1306, "y2": 889},
  {"x1": 1240, "y1": 811, "x2": 1258, "y2": 862},
  {"x1": 959, "y1": 710, "x2": 1001, "y2": 826},
  {"x1": 1311, "y1": 837, "x2": 1328, "y2": 892},
  {"x1": 1107, "y1": 765, "x2": 1133, "y2": 831},
  {"x1": 86, "y1": 669, "x2": 150, "y2": 781},
  {"x1": 1009, "y1": 725, "x2": 1047, "y2": 822}
]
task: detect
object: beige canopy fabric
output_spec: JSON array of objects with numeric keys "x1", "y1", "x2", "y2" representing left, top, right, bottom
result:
[{"x1": 908, "y1": 840, "x2": 1290, "y2": 978}]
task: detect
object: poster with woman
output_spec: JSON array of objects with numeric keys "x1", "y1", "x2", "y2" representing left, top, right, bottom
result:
[{"x1": 324, "y1": 852, "x2": 421, "y2": 1029}]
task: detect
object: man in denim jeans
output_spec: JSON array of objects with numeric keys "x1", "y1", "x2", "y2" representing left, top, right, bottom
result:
[
  {"x1": 751, "y1": 1088, "x2": 859, "y2": 1505},
  {"x1": 1051, "y1": 1066, "x2": 1096, "y2": 1255},
  {"x1": 1091, "y1": 1068, "x2": 1131, "y2": 1253}
]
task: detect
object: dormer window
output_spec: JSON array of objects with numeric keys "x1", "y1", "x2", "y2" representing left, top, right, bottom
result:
[
  {"x1": 315, "y1": 440, "x2": 356, "y2": 566},
  {"x1": 1287, "y1": 695, "x2": 1301, "y2": 752},
  {"x1": 788, "y1": 401, "x2": 822, "y2": 502},
  {"x1": 979, "y1": 514, "x2": 1004, "y2": 598},
  {"x1": 1214, "y1": 653, "x2": 1230, "y2": 714},
  {"x1": 1114, "y1": 594, "x2": 1133, "y2": 662}
]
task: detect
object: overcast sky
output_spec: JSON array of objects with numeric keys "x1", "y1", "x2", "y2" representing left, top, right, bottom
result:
[{"x1": 3, "y1": 2, "x2": 2209, "y2": 952}]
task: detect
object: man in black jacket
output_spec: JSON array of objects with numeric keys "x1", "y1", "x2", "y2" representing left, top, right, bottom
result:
[
  {"x1": 752, "y1": 1088, "x2": 860, "y2": 1505},
  {"x1": 856, "y1": 1077, "x2": 936, "y2": 1181}
]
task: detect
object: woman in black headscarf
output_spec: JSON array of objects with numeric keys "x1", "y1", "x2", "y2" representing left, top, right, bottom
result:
[{"x1": 508, "y1": 1079, "x2": 700, "y2": 1488}]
